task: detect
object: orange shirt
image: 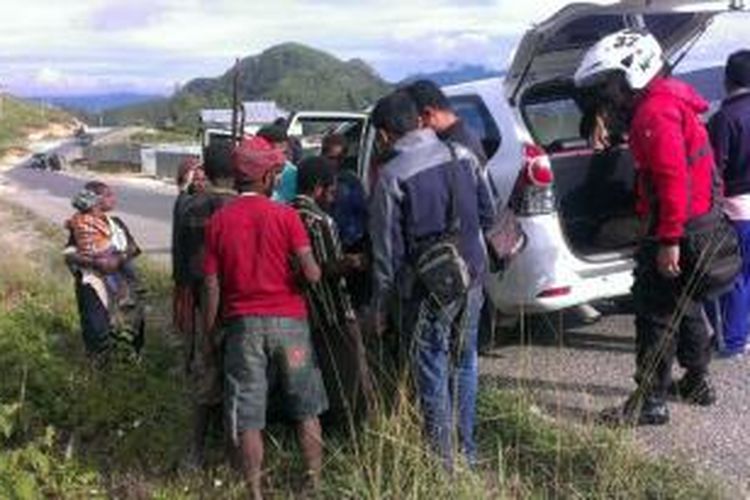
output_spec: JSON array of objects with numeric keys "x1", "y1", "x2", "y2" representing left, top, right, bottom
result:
[{"x1": 67, "y1": 212, "x2": 112, "y2": 257}]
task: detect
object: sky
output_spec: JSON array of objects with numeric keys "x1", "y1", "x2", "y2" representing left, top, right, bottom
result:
[{"x1": 0, "y1": 0, "x2": 747, "y2": 96}]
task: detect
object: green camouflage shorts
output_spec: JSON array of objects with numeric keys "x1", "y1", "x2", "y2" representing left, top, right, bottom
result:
[{"x1": 223, "y1": 316, "x2": 328, "y2": 437}]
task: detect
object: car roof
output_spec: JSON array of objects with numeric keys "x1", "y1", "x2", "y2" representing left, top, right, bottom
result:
[{"x1": 443, "y1": 77, "x2": 504, "y2": 96}]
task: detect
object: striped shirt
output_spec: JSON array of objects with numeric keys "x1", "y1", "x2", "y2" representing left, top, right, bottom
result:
[{"x1": 292, "y1": 195, "x2": 356, "y2": 329}]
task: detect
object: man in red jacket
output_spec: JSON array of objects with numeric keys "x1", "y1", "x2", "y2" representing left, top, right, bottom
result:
[{"x1": 575, "y1": 29, "x2": 716, "y2": 425}]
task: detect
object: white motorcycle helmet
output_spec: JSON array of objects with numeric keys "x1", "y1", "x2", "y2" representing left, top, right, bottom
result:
[{"x1": 574, "y1": 29, "x2": 664, "y2": 90}]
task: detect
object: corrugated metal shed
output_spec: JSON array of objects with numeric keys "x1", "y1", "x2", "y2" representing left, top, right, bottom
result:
[{"x1": 200, "y1": 101, "x2": 288, "y2": 129}]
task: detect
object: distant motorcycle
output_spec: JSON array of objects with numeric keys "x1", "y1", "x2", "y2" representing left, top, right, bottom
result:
[{"x1": 27, "y1": 153, "x2": 63, "y2": 171}]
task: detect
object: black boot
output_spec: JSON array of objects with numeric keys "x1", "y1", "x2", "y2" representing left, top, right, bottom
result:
[
  {"x1": 598, "y1": 392, "x2": 669, "y2": 426},
  {"x1": 668, "y1": 373, "x2": 716, "y2": 406}
]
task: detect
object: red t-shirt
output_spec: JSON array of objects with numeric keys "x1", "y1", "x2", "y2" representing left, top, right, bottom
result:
[{"x1": 203, "y1": 194, "x2": 311, "y2": 320}]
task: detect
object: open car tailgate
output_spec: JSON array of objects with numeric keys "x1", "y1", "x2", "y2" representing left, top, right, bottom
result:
[{"x1": 505, "y1": 0, "x2": 746, "y2": 102}]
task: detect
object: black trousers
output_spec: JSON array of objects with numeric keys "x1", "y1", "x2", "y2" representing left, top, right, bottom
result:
[
  {"x1": 75, "y1": 281, "x2": 111, "y2": 355},
  {"x1": 632, "y1": 242, "x2": 712, "y2": 399}
]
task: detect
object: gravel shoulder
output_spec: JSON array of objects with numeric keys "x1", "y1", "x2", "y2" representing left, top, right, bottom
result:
[{"x1": 480, "y1": 305, "x2": 750, "y2": 497}]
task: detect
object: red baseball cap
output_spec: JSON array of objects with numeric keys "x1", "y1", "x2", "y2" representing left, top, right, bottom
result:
[{"x1": 230, "y1": 136, "x2": 286, "y2": 182}]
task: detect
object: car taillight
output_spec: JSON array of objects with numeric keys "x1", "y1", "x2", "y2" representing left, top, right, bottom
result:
[
  {"x1": 510, "y1": 143, "x2": 556, "y2": 216},
  {"x1": 536, "y1": 286, "x2": 572, "y2": 298}
]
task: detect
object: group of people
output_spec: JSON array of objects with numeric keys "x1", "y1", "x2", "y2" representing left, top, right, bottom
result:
[
  {"x1": 64, "y1": 26, "x2": 750, "y2": 499},
  {"x1": 167, "y1": 79, "x2": 495, "y2": 497}
]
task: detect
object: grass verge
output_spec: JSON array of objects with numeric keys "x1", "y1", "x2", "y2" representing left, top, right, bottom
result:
[{"x1": 0, "y1": 200, "x2": 725, "y2": 499}]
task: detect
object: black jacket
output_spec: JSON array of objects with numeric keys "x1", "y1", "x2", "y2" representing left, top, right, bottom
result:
[{"x1": 709, "y1": 91, "x2": 750, "y2": 197}]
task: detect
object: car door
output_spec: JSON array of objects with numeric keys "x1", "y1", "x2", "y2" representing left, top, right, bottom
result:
[
  {"x1": 285, "y1": 111, "x2": 368, "y2": 165},
  {"x1": 505, "y1": 0, "x2": 747, "y2": 103}
]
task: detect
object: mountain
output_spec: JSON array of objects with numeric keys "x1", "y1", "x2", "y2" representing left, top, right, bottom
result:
[
  {"x1": 105, "y1": 43, "x2": 393, "y2": 130},
  {"x1": 401, "y1": 64, "x2": 505, "y2": 87},
  {"x1": 29, "y1": 93, "x2": 164, "y2": 114},
  {"x1": 677, "y1": 66, "x2": 725, "y2": 103}
]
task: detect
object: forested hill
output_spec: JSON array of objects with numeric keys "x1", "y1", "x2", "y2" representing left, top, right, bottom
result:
[{"x1": 104, "y1": 43, "x2": 393, "y2": 130}]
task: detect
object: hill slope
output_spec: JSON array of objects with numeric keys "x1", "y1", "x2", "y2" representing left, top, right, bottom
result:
[
  {"x1": 31, "y1": 93, "x2": 164, "y2": 114},
  {"x1": 0, "y1": 95, "x2": 76, "y2": 155},
  {"x1": 401, "y1": 64, "x2": 505, "y2": 87},
  {"x1": 105, "y1": 43, "x2": 392, "y2": 130}
]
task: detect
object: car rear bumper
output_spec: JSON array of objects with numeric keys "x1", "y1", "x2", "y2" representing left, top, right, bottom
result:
[{"x1": 487, "y1": 212, "x2": 634, "y2": 314}]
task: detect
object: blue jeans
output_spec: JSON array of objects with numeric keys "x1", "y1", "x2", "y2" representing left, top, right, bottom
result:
[
  {"x1": 405, "y1": 284, "x2": 483, "y2": 469},
  {"x1": 454, "y1": 285, "x2": 482, "y2": 465},
  {"x1": 706, "y1": 220, "x2": 750, "y2": 355}
]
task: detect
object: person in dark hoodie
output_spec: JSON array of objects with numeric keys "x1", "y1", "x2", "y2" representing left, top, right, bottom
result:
[
  {"x1": 173, "y1": 151, "x2": 236, "y2": 469},
  {"x1": 575, "y1": 29, "x2": 718, "y2": 425},
  {"x1": 706, "y1": 50, "x2": 750, "y2": 358}
]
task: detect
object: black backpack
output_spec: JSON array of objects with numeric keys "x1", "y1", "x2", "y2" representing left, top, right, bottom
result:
[{"x1": 410, "y1": 143, "x2": 470, "y2": 306}]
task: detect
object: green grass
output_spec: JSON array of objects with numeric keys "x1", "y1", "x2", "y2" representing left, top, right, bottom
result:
[
  {"x1": 0, "y1": 200, "x2": 726, "y2": 499},
  {"x1": 0, "y1": 95, "x2": 72, "y2": 155}
]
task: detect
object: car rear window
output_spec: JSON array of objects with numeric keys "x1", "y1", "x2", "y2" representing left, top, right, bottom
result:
[
  {"x1": 447, "y1": 94, "x2": 502, "y2": 158},
  {"x1": 523, "y1": 97, "x2": 583, "y2": 150}
]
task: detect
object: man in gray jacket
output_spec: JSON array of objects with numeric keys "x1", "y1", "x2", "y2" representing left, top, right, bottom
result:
[{"x1": 369, "y1": 90, "x2": 494, "y2": 469}]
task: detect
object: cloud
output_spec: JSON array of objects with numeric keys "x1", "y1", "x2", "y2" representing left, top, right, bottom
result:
[
  {"x1": 89, "y1": 0, "x2": 167, "y2": 31},
  {"x1": 34, "y1": 68, "x2": 66, "y2": 86},
  {"x1": 0, "y1": 0, "x2": 746, "y2": 95}
]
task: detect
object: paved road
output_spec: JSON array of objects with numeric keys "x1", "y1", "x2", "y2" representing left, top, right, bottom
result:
[
  {"x1": 1, "y1": 162, "x2": 174, "y2": 260},
  {"x1": 481, "y1": 303, "x2": 750, "y2": 497}
]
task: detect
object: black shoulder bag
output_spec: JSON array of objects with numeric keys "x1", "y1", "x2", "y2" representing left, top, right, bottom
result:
[
  {"x1": 411, "y1": 143, "x2": 471, "y2": 306},
  {"x1": 680, "y1": 164, "x2": 741, "y2": 299},
  {"x1": 643, "y1": 114, "x2": 741, "y2": 300}
]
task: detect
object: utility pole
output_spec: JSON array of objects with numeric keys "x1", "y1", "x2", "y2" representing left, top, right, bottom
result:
[{"x1": 0, "y1": 83, "x2": 5, "y2": 121}]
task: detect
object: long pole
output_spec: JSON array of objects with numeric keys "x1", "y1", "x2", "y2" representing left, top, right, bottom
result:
[{"x1": 231, "y1": 58, "x2": 240, "y2": 144}]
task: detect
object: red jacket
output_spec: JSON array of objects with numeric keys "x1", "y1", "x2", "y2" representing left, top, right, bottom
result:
[{"x1": 630, "y1": 77, "x2": 715, "y2": 244}]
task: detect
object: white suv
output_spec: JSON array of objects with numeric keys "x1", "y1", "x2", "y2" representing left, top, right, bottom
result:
[
  {"x1": 289, "y1": 0, "x2": 745, "y2": 317},
  {"x1": 438, "y1": 0, "x2": 745, "y2": 315}
]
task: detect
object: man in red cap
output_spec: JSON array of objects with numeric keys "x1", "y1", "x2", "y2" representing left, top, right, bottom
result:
[{"x1": 202, "y1": 136, "x2": 327, "y2": 499}]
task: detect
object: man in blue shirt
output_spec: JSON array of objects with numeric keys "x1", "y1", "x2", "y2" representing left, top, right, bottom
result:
[
  {"x1": 706, "y1": 50, "x2": 750, "y2": 358},
  {"x1": 258, "y1": 125, "x2": 298, "y2": 204}
]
